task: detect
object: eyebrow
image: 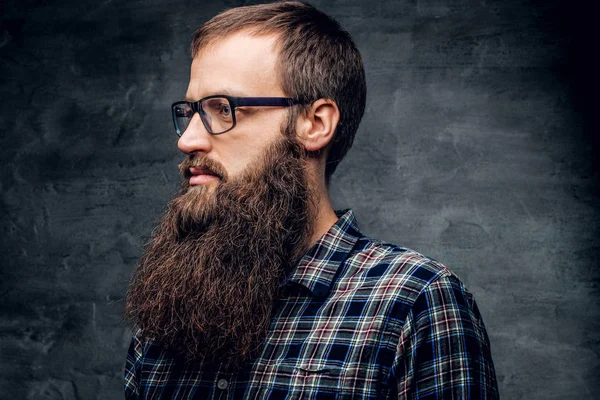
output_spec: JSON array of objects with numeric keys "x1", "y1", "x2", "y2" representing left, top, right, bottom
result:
[{"x1": 184, "y1": 88, "x2": 249, "y2": 102}]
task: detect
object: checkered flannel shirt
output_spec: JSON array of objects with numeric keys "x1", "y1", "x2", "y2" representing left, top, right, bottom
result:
[{"x1": 125, "y1": 209, "x2": 498, "y2": 399}]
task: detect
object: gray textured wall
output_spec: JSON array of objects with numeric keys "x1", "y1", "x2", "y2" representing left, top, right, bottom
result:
[{"x1": 1, "y1": 0, "x2": 598, "y2": 399}]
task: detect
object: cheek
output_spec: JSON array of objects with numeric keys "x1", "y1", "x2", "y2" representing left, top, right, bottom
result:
[
  {"x1": 228, "y1": 136, "x2": 284, "y2": 173},
  {"x1": 219, "y1": 110, "x2": 289, "y2": 175},
  {"x1": 221, "y1": 142, "x2": 266, "y2": 177}
]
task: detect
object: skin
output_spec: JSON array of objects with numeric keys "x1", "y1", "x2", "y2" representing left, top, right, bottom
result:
[{"x1": 178, "y1": 30, "x2": 340, "y2": 244}]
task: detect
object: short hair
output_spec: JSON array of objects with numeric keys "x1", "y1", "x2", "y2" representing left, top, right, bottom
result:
[{"x1": 191, "y1": 1, "x2": 367, "y2": 182}]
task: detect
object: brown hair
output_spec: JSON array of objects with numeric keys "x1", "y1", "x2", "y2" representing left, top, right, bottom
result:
[{"x1": 191, "y1": 1, "x2": 367, "y2": 181}]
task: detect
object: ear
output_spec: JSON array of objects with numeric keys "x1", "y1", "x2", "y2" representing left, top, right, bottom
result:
[{"x1": 295, "y1": 99, "x2": 340, "y2": 153}]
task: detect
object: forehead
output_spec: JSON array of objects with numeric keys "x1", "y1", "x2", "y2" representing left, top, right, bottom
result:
[{"x1": 186, "y1": 31, "x2": 284, "y2": 100}]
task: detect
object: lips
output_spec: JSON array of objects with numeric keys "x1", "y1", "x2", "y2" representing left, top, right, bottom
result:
[
  {"x1": 188, "y1": 167, "x2": 221, "y2": 185},
  {"x1": 189, "y1": 167, "x2": 218, "y2": 177},
  {"x1": 179, "y1": 156, "x2": 226, "y2": 185}
]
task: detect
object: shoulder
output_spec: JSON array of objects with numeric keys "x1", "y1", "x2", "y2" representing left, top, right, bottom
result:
[
  {"x1": 347, "y1": 236, "x2": 454, "y2": 292},
  {"x1": 342, "y1": 236, "x2": 474, "y2": 322}
]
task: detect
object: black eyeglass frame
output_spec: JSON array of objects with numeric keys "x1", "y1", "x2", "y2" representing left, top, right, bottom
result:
[{"x1": 172, "y1": 95, "x2": 305, "y2": 136}]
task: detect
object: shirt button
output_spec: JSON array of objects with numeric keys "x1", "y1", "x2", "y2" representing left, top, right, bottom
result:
[{"x1": 217, "y1": 378, "x2": 228, "y2": 390}]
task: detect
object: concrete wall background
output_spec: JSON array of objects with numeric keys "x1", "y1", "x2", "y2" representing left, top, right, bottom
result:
[{"x1": 1, "y1": 0, "x2": 598, "y2": 398}]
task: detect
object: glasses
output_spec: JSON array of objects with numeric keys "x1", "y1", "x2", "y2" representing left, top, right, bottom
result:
[{"x1": 172, "y1": 95, "x2": 303, "y2": 136}]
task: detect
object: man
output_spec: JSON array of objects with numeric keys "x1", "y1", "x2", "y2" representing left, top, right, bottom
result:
[{"x1": 124, "y1": 1, "x2": 498, "y2": 399}]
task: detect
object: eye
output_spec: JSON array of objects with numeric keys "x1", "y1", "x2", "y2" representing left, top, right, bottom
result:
[
  {"x1": 219, "y1": 103, "x2": 231, "y2": 117},
  {"x1": 202, "y1": 97, "x2": 233, "y2": 122}
]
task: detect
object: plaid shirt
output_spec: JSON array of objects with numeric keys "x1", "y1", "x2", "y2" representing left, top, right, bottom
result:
[{"x1": 125, "y1": 210, "x2": 498, "y2": 399}]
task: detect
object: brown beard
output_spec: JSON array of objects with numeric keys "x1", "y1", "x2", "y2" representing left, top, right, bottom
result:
[{"x1": 124, "y1": 132, "x2": 315, "y2": 370}]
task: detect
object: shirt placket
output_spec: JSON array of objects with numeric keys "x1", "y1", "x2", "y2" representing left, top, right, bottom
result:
[{"x1": 213, "y1": 368, "x2": 234, "y2": 400}]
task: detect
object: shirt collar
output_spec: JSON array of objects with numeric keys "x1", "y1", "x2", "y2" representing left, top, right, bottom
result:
[{"x1": 287, "y1": 209, "x2": 362, "y2": 298}]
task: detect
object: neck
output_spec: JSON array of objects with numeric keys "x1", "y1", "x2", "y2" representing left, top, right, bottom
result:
[
  {"x1": 307, "y1": 173, "x2": 339, "y2": 246},
  {"x1": 310, "y1": 195, "x2": 338, "y2": 244}
]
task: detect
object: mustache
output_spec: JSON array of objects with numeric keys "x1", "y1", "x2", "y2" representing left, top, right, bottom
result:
[{"x1": 178, "y1": 155, "x2": 228, "y2": 181}]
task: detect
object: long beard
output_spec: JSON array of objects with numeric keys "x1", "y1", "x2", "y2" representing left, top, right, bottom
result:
[{"x1": 124, "y1": 135, "x2": 315, "y2": 370}]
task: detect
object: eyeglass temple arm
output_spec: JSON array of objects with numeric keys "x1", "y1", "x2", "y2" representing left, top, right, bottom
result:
[{"x1": 234, "y1": 97, "x2": 298, "y2": 107}]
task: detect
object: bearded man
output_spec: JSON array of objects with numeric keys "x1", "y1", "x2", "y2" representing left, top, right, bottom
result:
[{"x1": 124, "y1": 2, "x2": 498, "y2": 399}]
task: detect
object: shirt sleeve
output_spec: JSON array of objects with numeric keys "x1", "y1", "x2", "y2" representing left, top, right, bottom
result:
[
  {"x1": 124, "y1": 333, "x2": 143, "y2": 399},
  {"x1": 393, "y1": 273, "x2": 499, "y2": 399}
]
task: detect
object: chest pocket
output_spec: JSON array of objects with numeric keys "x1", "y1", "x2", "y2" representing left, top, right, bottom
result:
[
  {"x1": 276, "y1": 358, "x2": 346, "y2": 399},
  {"x1": 271, "y1": 318, "x2": 396, "y2": 398}
]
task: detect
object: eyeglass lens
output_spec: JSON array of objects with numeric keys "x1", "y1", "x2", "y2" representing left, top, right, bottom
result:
[{"x1": 173, "y1": 97, "x2": 234, "y2": 136}]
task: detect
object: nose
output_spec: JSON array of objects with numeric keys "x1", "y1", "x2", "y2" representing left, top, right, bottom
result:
[{"x1": 177, "y1": 113, "x2": 213, "y2": 155}]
